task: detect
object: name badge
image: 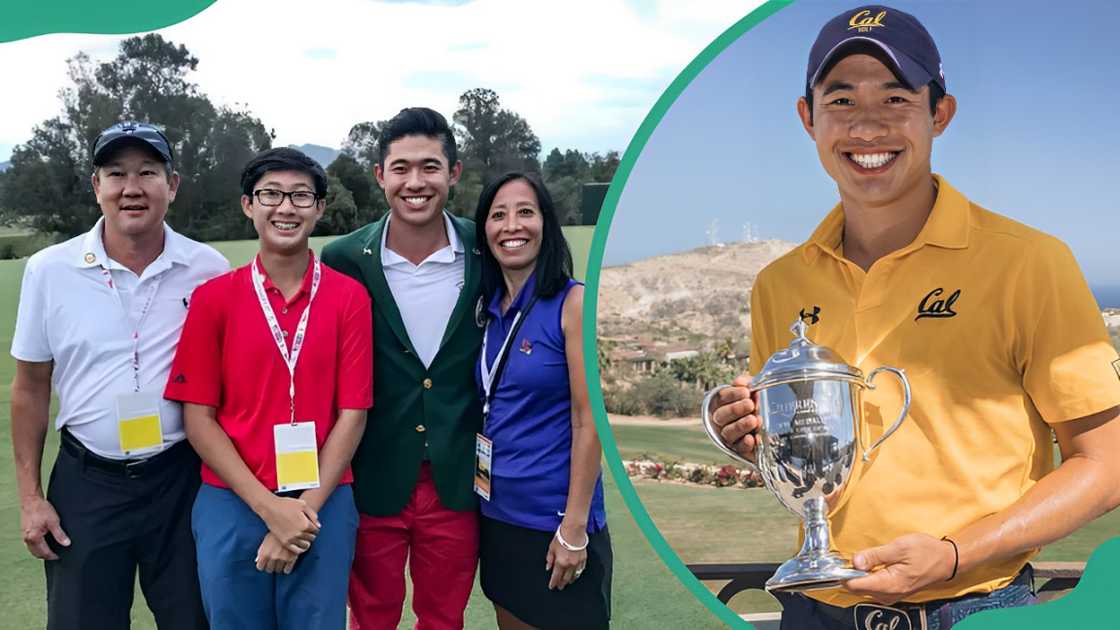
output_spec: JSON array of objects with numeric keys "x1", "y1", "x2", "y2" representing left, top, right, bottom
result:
[
  {"x1": 474, "y1": 433, "x2": 493, "y2": 501},
  {"x1": 274, "y1": 422, "x2": 320, "y2": 491},
  {"x1": 116, "y1": 391, "x2": 164, "y2": 455}
]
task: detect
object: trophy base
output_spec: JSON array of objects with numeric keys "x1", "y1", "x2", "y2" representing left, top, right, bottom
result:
[{"x1": 764, "y1": 552, "x2": 867, "y2": 592}]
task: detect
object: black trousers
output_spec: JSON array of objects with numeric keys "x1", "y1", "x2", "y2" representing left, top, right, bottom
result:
[{"x1": 44, "y1": 435, "x2": 208, "y2": 630}]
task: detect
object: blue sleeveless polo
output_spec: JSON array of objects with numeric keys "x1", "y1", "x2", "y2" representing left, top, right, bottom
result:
[{"x1": 476, "y1": 273, "x2": 607, "y2": 533}]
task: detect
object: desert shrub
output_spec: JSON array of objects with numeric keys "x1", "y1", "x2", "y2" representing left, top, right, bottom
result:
[
  {"x1": 603, "y1": 385, "x2": 644, "y2": 416},
  {"x1": 604, "y1": 371, "x2": 698, "y2": 418}
]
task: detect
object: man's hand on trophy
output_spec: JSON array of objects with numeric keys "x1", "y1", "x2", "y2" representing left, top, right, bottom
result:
[
  {"x1": 841, "y1": 533, "x2": 958, "y2": 605},
  {"x1": 709, "y1": 374, "x2": 762, "y2": 462}
]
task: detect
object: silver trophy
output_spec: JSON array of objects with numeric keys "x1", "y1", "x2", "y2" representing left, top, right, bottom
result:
[{"x1": 701, "y1": 318, "x2": 911, "y2": 592}]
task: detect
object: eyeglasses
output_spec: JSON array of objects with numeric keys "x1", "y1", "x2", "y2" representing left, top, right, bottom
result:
[{"x1": 252, "y1": 189, "x2": 320, "y2": 208}]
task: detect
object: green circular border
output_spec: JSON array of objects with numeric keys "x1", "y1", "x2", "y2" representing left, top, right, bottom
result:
[
  {"x1": 582, "y1": 2, "x2": 793, "y2": 627},
  {"x1": 0, "y1": 1, "x2": 216, "y2": 43}
]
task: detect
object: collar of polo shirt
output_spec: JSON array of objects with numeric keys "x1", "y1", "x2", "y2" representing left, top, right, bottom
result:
[
  {"x1": 380, "y1": 210, "x2": 464, "y2": 267},
  {"x1": 75, "y1": 217, "x2": 193, "y2": 271},
  {"x1": 803, "y1": 174, "x2": 971, "y2": 265}
]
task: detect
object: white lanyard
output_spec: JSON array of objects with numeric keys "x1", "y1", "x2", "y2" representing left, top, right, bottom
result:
[
  {"x1": 100, "y1": 265, "x2": 164, "y2": 392},
  {"x1": 479, "y1": 295, "x2": 538, "y2": 422},
  {"x1": 251, "y1": 255, "x2": 321, "y2": 425}
]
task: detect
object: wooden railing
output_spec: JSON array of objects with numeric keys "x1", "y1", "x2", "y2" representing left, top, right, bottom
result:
[{"x1": 687, "y1": 561, "x2": 1084, "y2": 606}]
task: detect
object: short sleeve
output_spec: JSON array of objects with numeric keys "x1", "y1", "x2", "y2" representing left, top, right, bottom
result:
[
  {"x1": 1017, "y1": 237, "x2": 1120, "y2": 423},
  {"x1": 164, "y1": 279, "x2": 225, "y2": 407},
  {"x1": 11, "y1": 257, "x2": 52, "y2": 362},
  {"x1": 335, "y1": 281, "x2": 373, "y2": 410}
]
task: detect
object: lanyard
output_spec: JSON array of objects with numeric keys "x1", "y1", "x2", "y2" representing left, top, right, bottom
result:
[
  {"x1": 250, "y1": 255, "x2": 321, "y2": 425},
  {"x1": 100, "y1": 265, "x2": 164, "y2": 392},
  {"x1": 479, "y1": 293, "x2": 539, "y2": 429}
]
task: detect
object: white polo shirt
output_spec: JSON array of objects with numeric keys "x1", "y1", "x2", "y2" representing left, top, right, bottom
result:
[
  {"x1": 380, "y1": 211, "x2": 465, "y2": 368},
  {"x1": 11, "y1": 218, "x2": 229, "y2": 459}
]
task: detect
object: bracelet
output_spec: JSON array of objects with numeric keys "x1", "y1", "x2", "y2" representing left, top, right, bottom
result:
[
  {"x1": 941, "y1": 536, "x2": 959, "y2": 581},
  {"x1": 555, "y1": 525, "x2": 589, "y2": 552}
]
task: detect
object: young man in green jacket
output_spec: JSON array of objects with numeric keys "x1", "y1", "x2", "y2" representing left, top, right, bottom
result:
[{"x1": 322, "y1": 107, "x2": 483, "y2": 630}]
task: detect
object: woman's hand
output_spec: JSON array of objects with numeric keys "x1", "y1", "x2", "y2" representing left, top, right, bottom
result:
[{"x1": 546, "y1": 521, "x2": 588, "y2": 590}]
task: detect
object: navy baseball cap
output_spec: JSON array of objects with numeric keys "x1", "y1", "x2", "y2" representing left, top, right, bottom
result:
[
  {"x1": 806, "y1": 5, "x2": 945, "y2": 93},
  {"x1": 92, "y1": 121, "x2": 174, "y2": 166}
]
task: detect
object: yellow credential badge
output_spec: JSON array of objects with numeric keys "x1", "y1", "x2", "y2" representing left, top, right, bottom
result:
[
  {"x1": 274, "y1": 422, "x2": 321, "y2": 491},
  {"x1": 116, "y1": 391, "x2": 165, "y2": 455},
  {"x1": 119, "y1": 414, "x2": 163, "y2": 452},
  {"x1": 277, "y1": 451, "x2": 320, "y2": 489}
]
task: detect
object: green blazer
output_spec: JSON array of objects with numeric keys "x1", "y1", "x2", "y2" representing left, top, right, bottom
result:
[{"x1": 321, "y1": 214, "x2": 483, "y2": 516}]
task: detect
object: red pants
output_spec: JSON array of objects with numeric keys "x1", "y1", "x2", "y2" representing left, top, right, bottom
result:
[{"x1": 349, "y1": 463, "x2": 479, "y2": 630}]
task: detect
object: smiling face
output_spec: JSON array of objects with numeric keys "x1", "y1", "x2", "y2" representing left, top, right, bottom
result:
[
  {"x1": 375, "y1": 134, "x2": 462, "y2": 230},
  {"x1": 92, "y1": 145, "x2": 179, "y2": 241},
  {"x1": 484, "y1": 178, "x2": 544, "y2": 274},
  {"x1": 241, "y1": 169, "x2": 324, "y2": 255},
  {"x1": 796, "y1": 53, "x2": 955, "y2": 211}
]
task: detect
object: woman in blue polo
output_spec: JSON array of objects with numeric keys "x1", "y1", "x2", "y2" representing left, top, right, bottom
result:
[{"x1": 473, "y1": 172, "x2": 611, "y2": 629}]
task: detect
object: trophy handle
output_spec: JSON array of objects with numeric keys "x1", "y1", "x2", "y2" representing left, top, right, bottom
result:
[
  {"x1": 701, "y1": 385, "x2": 761, "y2": 471},
  {"x1": 861, "y1": 367, "x2": 911, "y2": 462}
]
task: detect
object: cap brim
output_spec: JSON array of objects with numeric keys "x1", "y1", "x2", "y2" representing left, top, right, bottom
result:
[
  {"x1": 93, "y1": 136, "x2": 172, "y2": 166},
  {"x1": 809, "y1": 36, "x2": 935, "y2": 92}
]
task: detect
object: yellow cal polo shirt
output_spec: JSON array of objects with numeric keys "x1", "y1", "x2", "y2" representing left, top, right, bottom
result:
[{"x1": 749, "y1": 175, "x2": 1120, "y2": 607}]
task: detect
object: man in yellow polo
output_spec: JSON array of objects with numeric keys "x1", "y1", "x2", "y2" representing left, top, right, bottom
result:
[{"x1": 709, "y1": 5, "x2": 1120, "y2": 629}]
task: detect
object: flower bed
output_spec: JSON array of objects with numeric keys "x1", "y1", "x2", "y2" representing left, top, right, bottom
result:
[{"x1": 622, "y1": 457, "x2": 765, "y2": 488}]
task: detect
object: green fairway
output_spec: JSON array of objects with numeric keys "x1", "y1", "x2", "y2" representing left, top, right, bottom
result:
[
  {"x1": 612, "y1": 422, "x2": 731, "y2": 465},
  {"x1": 0, "y1": 229, "x2": 731, "y2": 628},
  {"x1": 631, "y1": 479, "x2": 796, "y2": 614}
]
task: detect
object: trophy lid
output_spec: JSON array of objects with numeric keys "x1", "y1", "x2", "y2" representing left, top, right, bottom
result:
[{"x1": 752, "y1": 318, "x2": 863, "y2": 389}]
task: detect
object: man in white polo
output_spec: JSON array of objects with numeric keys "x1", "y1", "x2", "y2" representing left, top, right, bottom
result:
[{"x1": 10, "y1": 121, "x2": 228, "y2": 629}]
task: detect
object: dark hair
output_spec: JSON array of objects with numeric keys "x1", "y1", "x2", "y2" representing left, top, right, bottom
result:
[
  {"x1": 239, "y1": 147, "x2": 328, "y2": 199},
  {"x1": 474, "y1": 172, "x2": 573, "y2": 303},
  {"x1": 804, "y1": 42, "x2": 945, "y2": 124},
  {"x1": 378, "y1": 107, "x2": 458, "y2": 167}
]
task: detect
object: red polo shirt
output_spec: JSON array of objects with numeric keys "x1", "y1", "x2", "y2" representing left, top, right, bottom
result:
[{"x1": 165, "y1": 251, "x2": 372, "y2": 490}]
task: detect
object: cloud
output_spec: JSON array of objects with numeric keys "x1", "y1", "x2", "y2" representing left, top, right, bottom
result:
[{"x1": 0, "y1": 0, "x2": 763, "y2": 160}]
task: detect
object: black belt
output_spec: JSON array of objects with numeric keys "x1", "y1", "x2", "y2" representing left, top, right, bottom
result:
[
  {"x1": 813, "y1": 566, "x2": 1034, "y2": 628},
  {"x1": 60, "y1": 428, "x2": 193, "y2": 479}
]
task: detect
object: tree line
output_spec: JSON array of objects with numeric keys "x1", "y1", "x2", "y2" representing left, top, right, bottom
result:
[{"x1": 0, "y1": 35, "x2": 618, "y2": 243}]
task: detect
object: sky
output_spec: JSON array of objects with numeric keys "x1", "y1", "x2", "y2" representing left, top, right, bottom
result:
[
  {"x1": 605, "y1": 0, "x2": 1120, "y2": 288},
  {"x1": 0, "y1": 0, "x2": 762, "y2": 163}
]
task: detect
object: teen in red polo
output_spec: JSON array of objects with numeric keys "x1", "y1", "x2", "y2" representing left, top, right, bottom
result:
[{"x1": 165, "y1": 147, "x2": 372, "y2": 628}]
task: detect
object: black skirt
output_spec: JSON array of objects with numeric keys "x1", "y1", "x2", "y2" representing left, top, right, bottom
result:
[{"x1": 479, "y1": 515, "x2": 613, "y2": 629}]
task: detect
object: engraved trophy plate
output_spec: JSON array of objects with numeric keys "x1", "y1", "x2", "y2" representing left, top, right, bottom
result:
[{"x1": 702, "y1": 318, "x2": 911, "y2": 592}]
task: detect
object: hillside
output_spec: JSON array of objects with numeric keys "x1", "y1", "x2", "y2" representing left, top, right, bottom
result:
[
  {"x1": 597, "y1": 239, "x2": 795, "y2": 354},
  {"x1": 598, "y1": 240, "x2": 1120, "y2": 368},
  {"x1": 289, "y1": 144, "x2": 340, "y2": 167}
]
